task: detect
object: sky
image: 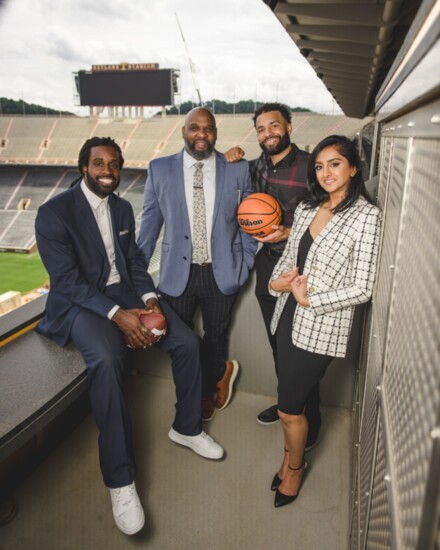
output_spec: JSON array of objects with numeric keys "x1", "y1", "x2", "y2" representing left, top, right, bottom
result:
[{"x1": 0, "y1": 0, "x2": 342, "y2": 116}]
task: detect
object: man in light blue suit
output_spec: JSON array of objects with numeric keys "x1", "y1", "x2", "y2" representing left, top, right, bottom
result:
[{"x1": 138, "y1": 108, "x2": 257, "y2": 421}]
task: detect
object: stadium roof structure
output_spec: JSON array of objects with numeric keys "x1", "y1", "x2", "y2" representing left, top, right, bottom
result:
[{"x1": 264, "y1": 0, "x2": 423, "y2": 118}]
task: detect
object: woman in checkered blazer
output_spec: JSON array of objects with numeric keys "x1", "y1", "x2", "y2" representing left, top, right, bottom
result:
[{"x1": 268, "y1": 135, "x2": 381, "y2": 508}]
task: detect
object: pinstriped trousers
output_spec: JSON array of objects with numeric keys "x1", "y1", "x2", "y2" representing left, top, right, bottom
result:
[{"x1": 161, "y1": 264, "x2": 238, "y2": 395}]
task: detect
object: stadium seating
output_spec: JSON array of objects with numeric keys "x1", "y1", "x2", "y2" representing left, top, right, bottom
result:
[
  {"x1": 0, "y1": 167, "x2": 27, "y2": 209},
  {"x1": 0, "y1": 210, "x2": 37, "y2": 250},
  {"x1": 0, "y1": 114, "x2": 371, "y2": 251}
]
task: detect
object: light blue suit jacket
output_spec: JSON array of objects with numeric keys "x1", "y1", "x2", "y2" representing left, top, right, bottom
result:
[{"x1": 137, "y1": 149, "x2": 257, "y2": 296}]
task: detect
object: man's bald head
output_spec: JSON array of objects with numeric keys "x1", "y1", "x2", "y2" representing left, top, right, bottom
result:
[{"x1": 182, "y1": 108, "x2": 217, "y2": 160}]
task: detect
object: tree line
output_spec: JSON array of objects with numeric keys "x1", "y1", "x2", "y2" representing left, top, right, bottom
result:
[
  {"x1": 0, "y1": 97, "x2": 73, "y2": 116},
  {"x1": 166, "y1": 100, "x2": 311, "y2": 115},
  {"x1": 0, "y1": 97, "x2": 312, "y2": 116}
]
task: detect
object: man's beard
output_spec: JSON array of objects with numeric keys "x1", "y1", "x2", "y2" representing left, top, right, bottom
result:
[
  {"x1": 184, "y1": 138, "x2": 215, "y2": 160},
  {"x1": 259, "y1": 131, "x2": 290, "y2": 156},
  {"x1": 85, "y1": 172, "x2": 120, "y2": 197}
]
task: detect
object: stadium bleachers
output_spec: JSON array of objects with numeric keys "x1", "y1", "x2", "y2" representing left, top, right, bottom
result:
[
  {"x1": 125, "y1": 117, "x2": 184, "y2": 161},
  {"x1": 13, "y1": 168, "x2": 69, "y2": 210},
  {"x1": 0, "y1": 211, "x2": 18, "y2": 236},
  {"x1": 0, "y1": 210, "x2": 37, "y2": 249},
  {"x1": 0, "y1": 113, "x2": 371, "y2": 251},
  {"x1": 0, "y1": 167, "x2": 27, "y2": 209},
  {"x1": 39, "y1": 118, "x2": 98, "y2": 162},
  {"x1": 118, "y1": 170, "x2": 147, "y2": 219},
  {"x1": 215, "y1": 114, "x2": 255, "y2": 156}
]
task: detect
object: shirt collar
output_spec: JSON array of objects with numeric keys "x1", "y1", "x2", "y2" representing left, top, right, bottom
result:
[
  {"x1": 183, "y1": 149, "x2": 215, "y2": 170},
  {"x1": 265, "y1": 143, "x2": 299, "y2": 169},
  {"x1": 80, "y1": 179, "x2": 109, "y2": 211}
]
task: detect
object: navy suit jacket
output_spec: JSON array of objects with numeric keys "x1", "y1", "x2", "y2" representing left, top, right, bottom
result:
[
  {"x1": 137, "y1": 150, "x2": 258, "y2": 296},
  {"x1": 35, "y1": 183, "x2": 156, "y2": 346}
]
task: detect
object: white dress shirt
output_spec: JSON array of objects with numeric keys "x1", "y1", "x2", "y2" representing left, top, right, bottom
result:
[
  {"x1": 183, "y1": 150, "x2": 216, "y2": 263},
  {"x1": 80, "y1": 180, "x2": 156, "y2": 319}
]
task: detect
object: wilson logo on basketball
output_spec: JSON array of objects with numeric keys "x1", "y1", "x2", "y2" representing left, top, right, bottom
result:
[
  {"x1": 237, "y1": 193, "x2": 282, "y2": 237},
  {"x1": 239, "y1": 218, "x2": 263, "y2": 226}
]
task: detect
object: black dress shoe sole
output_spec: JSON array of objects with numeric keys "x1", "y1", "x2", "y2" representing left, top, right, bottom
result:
[
  {"x1": 257, "y1": 417, "x2": 279, "y2": 426},
  {"x1": 305, "y1": 440, "x2": 317, "y2": 452}
]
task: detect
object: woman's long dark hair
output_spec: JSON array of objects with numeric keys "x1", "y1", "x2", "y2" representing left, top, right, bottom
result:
[{"x1": 304, "y1": 135, "x2": 372, "y2": 214}]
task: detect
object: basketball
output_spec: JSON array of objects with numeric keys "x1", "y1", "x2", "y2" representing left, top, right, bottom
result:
[
  {"x1": 237, "y1": 193, "x2": 282, "y2": 237},
  {"x1": 124, "y1": 311, "x2": 167, "y2": 348}
]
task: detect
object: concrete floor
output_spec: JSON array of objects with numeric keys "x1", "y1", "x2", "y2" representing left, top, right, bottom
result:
[{"x1": 0, "y1": 373, "x2": 352, "y2": 550}]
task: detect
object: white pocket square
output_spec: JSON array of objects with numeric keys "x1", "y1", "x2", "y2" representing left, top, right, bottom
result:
[{"x1": 119, "y1": 229, "x2": 129, "y2": 236}]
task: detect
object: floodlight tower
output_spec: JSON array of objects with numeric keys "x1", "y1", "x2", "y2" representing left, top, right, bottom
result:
[{"x1": 175, "y1": 13, "x2": 203, "y2": 106}]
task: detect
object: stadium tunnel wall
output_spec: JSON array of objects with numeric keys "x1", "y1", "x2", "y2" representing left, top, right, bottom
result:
[{"x1": 348, "y1": 0, "x2": 440, "y2": 547}]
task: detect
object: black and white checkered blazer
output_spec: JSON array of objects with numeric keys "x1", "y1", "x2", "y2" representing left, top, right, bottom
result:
[{"x1": 269, "y1": 196, "x2": 381, "y2": 357}]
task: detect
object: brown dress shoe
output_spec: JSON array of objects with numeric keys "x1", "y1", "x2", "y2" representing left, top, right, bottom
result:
[
  {"x1": 202, "y1": 394, "x2": 216, "y2": 421},
  {"x1": 215, "y1": 360, "x2": 239, "y2": 410}
]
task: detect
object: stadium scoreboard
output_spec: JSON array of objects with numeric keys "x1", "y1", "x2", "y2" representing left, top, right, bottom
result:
[{"x1": 75, "y1": 63, "x2": 179, "y2": 106}]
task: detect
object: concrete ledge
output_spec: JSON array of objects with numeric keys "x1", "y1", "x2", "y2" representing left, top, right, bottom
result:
[
  {"x1": 0, "y1": 329, "x2": 87, "y2": 462},
  {"x1": 0, "y1": 295, "x2": 47, "y2": 341}
]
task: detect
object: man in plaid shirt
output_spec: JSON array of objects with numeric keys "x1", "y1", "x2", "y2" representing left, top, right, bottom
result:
[{"x1": 226, "y1": 103, "x2": 320, "y2": 449}]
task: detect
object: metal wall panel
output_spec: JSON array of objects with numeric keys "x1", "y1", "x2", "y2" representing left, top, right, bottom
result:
[
  {"x1": 359, "y1": 323, "x2": 382, "y2": 542},
  {"x1": 351, "y1": 384, "x2": 361, "y2": 513},
  {"x1": 351, "y1": 479, "x2": 361, "y2": 550},
  {"x1": 382, "y1": 136, "x2": 440, "y2": 549},
  {"x1": 373, "y1": 138, "x2": 407, "y2": 354},
  {"x1": 353, "y1": 98, "x2": 440, "y2": 549},
  {"x1": 365, "y1": 420, "x2": 393, "y2": 549},
  {"x1": 376, "y1": 137, "x2": 392, "y2": 211},
  {"x1": 358, "y1": 305, "x2": 374, "y2": 413}
]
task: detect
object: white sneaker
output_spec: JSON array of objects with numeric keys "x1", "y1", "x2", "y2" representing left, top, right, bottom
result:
[
  {"x1": 168, "y1": 428, "x2": 224, "y2": 460},
  {"x1": 109, "y1": 482, "x2": 145, "y2": 535}
]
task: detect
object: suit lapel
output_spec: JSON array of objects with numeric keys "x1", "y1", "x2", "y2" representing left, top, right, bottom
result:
[
  {"x1": 73, "y1": 184, "x2": 107, "y2": 260},
  {"x1": 212, "y1": 151, "x2": 225, "y2": 227},
  {"x1": 310, "y1": 197, "x2": 363, "y2": 248},
  {"x1": 108, "y1": 195, "x2": 126, "y2": 276},
  {"x1": 175, "y1": 151, "x2": 192, "y2": 228}
]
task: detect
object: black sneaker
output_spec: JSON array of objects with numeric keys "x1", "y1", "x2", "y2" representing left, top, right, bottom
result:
[
  {"x1": 257, "y1": 404, "x2": 279, "y2": 425},
  {"x1": 305, "y1": 428, "x2": 320, "y2": 452}
]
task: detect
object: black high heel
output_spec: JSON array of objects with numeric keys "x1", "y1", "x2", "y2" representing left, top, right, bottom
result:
[
  {"x1": 274, "y1": 460, "x2": 308, "y2": 508},
  {"x1": 271, "y1": 447, "x2": 288, "y2": 491}
]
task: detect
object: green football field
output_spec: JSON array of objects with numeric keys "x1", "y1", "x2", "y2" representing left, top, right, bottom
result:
[{"x1": 0, "y1": 252, "x2": 49, "y2": 294}]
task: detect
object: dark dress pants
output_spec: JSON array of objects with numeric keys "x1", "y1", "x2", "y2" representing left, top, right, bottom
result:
[
  {"x1": 70, "y1": 283, "x2": 202, "y2": 488},
  {"x1": 161, "y1": 264, "x2": 238, "y2": 395},
  {"x1": 254, "y1": 247, "x2": 322, "y2": 439}
]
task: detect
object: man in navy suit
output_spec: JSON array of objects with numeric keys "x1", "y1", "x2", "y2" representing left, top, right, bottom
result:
[
  {"x1": 35, "y1": 137, "x2": 223, "y2": 536},
  {"x1": 138, "y1": 108, "x2": 257, "y2": 421}
]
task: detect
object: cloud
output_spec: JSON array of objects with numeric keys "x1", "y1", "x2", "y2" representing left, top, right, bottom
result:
[{"x1": 0, "y1": 0, "x2": 339, "y2": 114}]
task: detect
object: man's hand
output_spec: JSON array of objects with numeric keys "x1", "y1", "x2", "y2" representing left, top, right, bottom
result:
[
  {"x1": 254, "y1": 225, "x2": 290, "y2": 243},
  {"x1": 112, "y1": 308, "x2": 156, "y2": 348},
  {"x1": 145, "y1": 297, "x2": 161, "y2": 314},
  {"x1": 144, "y1": 298, "x2": 167, "y2": 337},
  {"x1": 224, "y1": 146, "x2": 245, "y2": 163}
]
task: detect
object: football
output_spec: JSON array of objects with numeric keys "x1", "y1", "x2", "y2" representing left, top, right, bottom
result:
[{"x1": 124, "y1": 311, "x2": 167, "y2": 348}]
